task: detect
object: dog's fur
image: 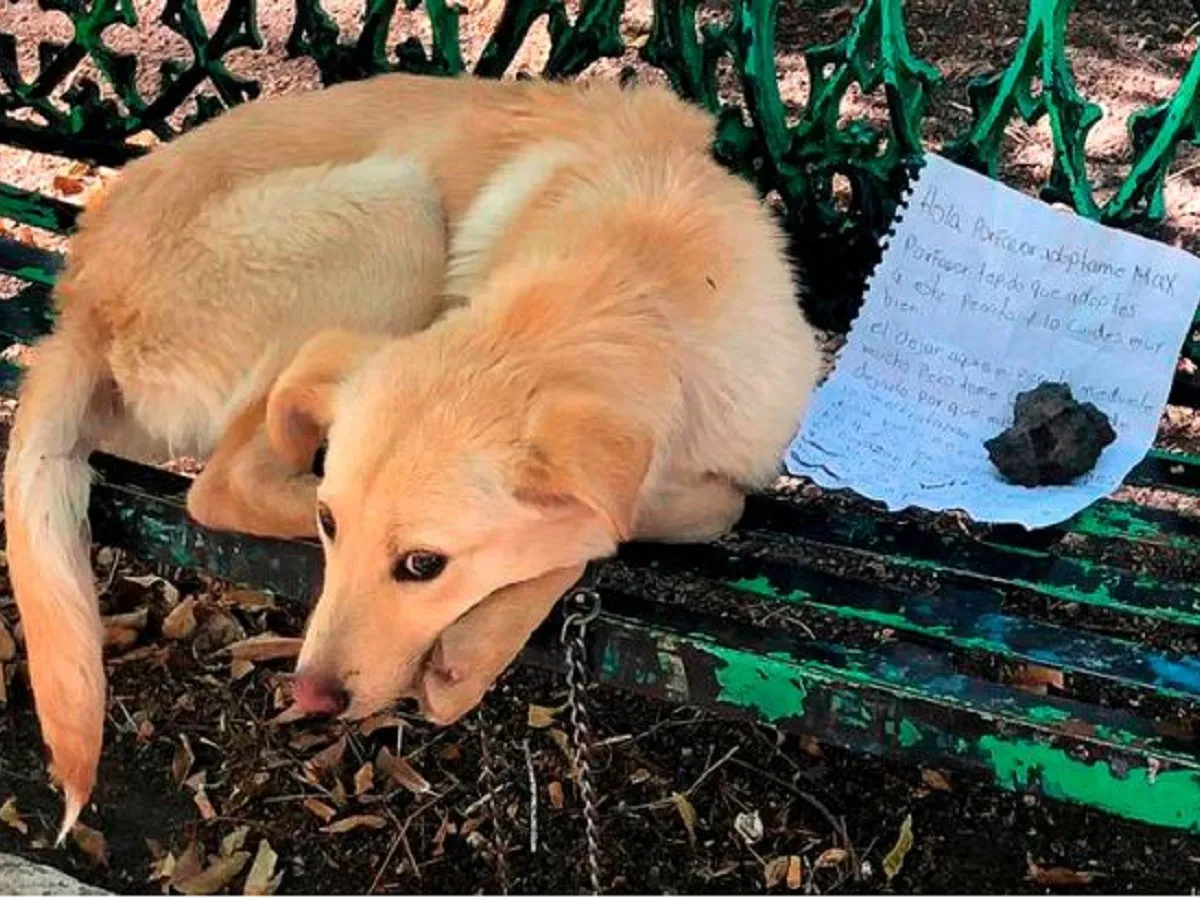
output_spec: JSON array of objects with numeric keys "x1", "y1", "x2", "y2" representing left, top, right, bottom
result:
[{"x1": 4, "y1": 73, "x2": 821, "y2": 835}]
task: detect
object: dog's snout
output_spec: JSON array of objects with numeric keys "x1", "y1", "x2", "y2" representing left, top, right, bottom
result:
[{"x1": 292, "y1": 672, "x2": 350, "y2": 717}]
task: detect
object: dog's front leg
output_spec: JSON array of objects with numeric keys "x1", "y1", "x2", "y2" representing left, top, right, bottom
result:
[
  {"x1": 187, "y1": 398, "x2": 320, "y2": 539},
  {"x1": 419, "y1": 563, "x2": 587, "y2": 724}
]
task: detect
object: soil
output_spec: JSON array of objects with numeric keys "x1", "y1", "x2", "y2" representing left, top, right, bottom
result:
[{"x1": 4, "y1": 0, "x2": 1200, "y2": 895}]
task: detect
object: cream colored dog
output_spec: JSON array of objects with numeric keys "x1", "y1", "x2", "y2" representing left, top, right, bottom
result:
[{"x1": 4, "y1": 73, "x2": 821, "y2": 836}]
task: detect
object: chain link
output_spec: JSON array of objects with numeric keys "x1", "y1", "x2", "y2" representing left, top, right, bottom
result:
[{"x1": 561, "y1": 584, "x2": 602, "y2": 895}]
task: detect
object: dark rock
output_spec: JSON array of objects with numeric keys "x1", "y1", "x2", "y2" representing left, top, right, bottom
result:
[{"x1": 985, "y1": 382, "x2": 1116, "y2": 487}]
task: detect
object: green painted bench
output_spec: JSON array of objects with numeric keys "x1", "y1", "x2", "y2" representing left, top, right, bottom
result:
[{"x1": 5, "y1": 0, "x2": 1200, "y2": 834}]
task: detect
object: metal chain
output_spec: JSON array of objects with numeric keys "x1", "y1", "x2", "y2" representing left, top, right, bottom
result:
[
  {"x1": 478, "y1": 720, "x2": 510, "y2": 894},
  {"x1": 561, "y1": 582, "x2": 603, "y2": 895}
]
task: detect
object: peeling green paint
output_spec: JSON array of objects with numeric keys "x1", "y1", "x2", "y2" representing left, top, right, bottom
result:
[
  {"x1": 981, "y1": 737, "x2": 1200, "y2": 830},
  {"x1": 898, "y1": 719, "x2": 923, "y2": 748},
  {"x1": 703, "y1": 643, "x2": 808, "y2": 722}
]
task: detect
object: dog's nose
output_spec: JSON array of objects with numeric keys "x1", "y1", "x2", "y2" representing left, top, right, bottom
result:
[{"x1": 292, "y1": 672, "x2": 350, "y2": 717}]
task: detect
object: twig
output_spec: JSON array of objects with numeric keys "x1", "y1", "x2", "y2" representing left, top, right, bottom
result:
[
  {"x1": 369, "y1": 790, "x2": 453, "y2": 893},
  {"x1": 684, "y1": 744, "x2": 740, "y2": 797},
  {"x1": 523, "y1": 738, "x2": 539, "y2": 855},
  {"x1": 463, "y1": 782, "x2": 513, "y2": 818}
]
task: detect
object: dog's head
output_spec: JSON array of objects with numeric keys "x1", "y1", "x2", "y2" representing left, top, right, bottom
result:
[{"x1": 267, "y1": 317, "x2": 651, "y2": 721}]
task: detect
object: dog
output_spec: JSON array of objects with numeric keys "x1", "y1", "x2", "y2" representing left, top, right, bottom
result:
[{"x1": 4, "y1": 73, "x2": 821, "y2": 836}]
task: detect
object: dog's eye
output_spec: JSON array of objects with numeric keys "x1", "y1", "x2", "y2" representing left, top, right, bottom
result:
[
  {"x1": 392, "y1": 551, "x2": 447, "y2": 583},
  {"x1": 317, "y1": 503, "x2": 337, "y2": 541},
  {"x1": 311, "y1": 441, "x2": 328, "y2": 479}
]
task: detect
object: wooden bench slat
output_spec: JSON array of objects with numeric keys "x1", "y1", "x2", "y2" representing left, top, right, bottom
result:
[
  {"x1": 616, "y1": 541, "x2": 1200, "y2": 700},
  {"x1": 534, "y1": 594, "x2": 1200, "y2": 834},
  {"x1": 740, "y1": 496, "x2": 1200, "y2": 625}
]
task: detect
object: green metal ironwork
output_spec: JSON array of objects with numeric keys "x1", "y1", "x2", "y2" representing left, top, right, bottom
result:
[{"x1": 4, "y1": 0, "x2": 1200, "y2": 327}]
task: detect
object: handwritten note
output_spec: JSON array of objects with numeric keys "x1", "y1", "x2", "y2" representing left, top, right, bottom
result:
[{"x1": 786, "y1": 153, "x2": 1200, "y2": 527}]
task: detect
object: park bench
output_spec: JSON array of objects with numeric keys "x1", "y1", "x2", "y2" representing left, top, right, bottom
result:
[{"x1": 4, "y1": 0, "x2": 1200, "y2": 835}]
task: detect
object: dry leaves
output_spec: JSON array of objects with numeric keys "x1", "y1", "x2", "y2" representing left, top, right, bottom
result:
[
  {"x1": 124, "y1": 573, "x2": 180, "y2": 608},
  {"x1": 376, "y1": 746, "x2": 431, "y2": 795},
  {"x1": 220, "y1": 827, "x2": 249, "y2": 857},
  {"x1": 52, "y1": 174, "x2": 86, "y2": 196},
  {"x1": 174, "y1": 851, "x2": 250, "y2": 895},
  {"x1": 527, "y1": 704, "x2": 559, "y2": 728},
  {"x1": 920, "y1": 769, "x2": 951, "y2": 792},
  {"x1": 71, "y1": 822, "x2": 109, "y2": 867},
  {"x1": 1012, "y1": 663, "x2": 1066, "y2": 695},
  {"x1": 226, "y1": 634, "x2": 303, "y2": 662},
  {"x1": 883, "y1": 814, "x2": 914, "y2": 883},
  {"x1": 353, "y1": 762, "x2": 375, "y2": 797},
  {"x1": 223, "y1": 589, "x2": 275, "y2": 613},
  {"x1": 171, "y1": 735, "x2": 196, "y2": 785},
  {"x1": 786, "y1": 855, "x2": 803, "y2": 890},
  {"x1": 231, "y1": 658, "x2": 256, "y2": 681},
  {"x1": 764, "y1": 856, "x2": 790, "y2": 889},
  {"x1": 1027, "y1": 855, "x2": 1101, "y2": 886},
  {"x1": 358, "y1": 712, "x2": 405, "y2": 737},
  {"x1": 548, "y1": 781, "x2": 564, "y2": 809},
  {"x1": 162, "y1": 598, "x2": 198, "y2": 640},
  {"x1": 303, "y1": 735, "x2": 347, "y2": 784},
  {"x1": 734, "y1": 809, "x2": 763, "y2": 845},
  {"x1": 0, "y1": 797, "x2": 28, "y2": 835},
  {"x1": 320, "y1": 814, "x2": 387, "y2": 835},
  {"x1": 243, "y1": 840, "x2": 280, "y2": 895},
  {"x1": 814, "y1": 847, "x2": 848, "y2": 869},
  {"x1": 302, "y1": 798, "x2": 337, "y2": 823},
  {"x1": 670, "y1": 792, "x2": 697, "y2": 847}
]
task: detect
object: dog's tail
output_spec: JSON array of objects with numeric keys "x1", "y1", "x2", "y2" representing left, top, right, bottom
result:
[{"x1": 4, "y1": 315, "x2": 112, "y2": 842}]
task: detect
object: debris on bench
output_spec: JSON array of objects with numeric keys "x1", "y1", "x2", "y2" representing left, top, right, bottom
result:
[{"x1": 985, "y1": 382, "x2": 1116, "y2": 487}]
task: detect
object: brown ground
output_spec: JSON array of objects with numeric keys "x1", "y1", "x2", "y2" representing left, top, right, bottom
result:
[{"x1": 4, "y1": 0, "x2": 1200, "y2": 894}]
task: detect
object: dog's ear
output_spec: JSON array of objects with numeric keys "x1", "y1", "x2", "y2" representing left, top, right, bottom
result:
[
  {"x1": 514, "y1": 392, "x2": 653, "y2": 551},
  {"x1": 266, "y1": 330, "x2": 385, "y2": 472}
]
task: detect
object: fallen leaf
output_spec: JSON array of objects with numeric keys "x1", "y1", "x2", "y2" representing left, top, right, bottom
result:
[
  {"x1": 303, "y1": 735, "x2": 347, "y2": 784},
  {"x1": 243, "y1": 839, "x2": 279, "y2": 895},
  {"x1": 438, "y1": 743, "x2": 462, "y2": 762},
  {"x1": 65, "y1": 160, "x2": 91, "y2": 177},
  {"x1": 764, "y1": 856, "x2": 789, "y2": 889},
  {"x1": 230, "y1": 658, "x2": 256, "y2": 681},
  {"x1": 103, "y1": 625, "x2": 139, "y2": 650},
  {"x1": 1027, "y1": 855, "x2": 1100, "y2": 886},
  {"x1": 320, "y1": 814, "x2": 387, "y2": 835},
  {"x1": 376, "y1": 746, "x2": 431, "y2": 795},
  {"x1": 882, "y1": 813, "x2": 913, "y2": 883},
  {"x1": 527, "y1": 704, "x2": 558, "y2": 728},
  {"x1": 195, "y1": 609, "x2": 245, "y2": 652},
  {"x1": 162, "y1": 598, "x2": 198, "y2": 640},
  {"x1": 0, "y1": 797, "x2": 28, "y2": 834},
  {"x1": 734, "y1": 809, "x2": 763, "y2": 845},
  {"x1": 193, "y1": 788, "x2": 217, "y2": 821},
  {"x1": 670, "y1": 792, "x2": 697, "y2": 847},
  {"x1": 220, "y1": 826, "x2": 250, "y2": 857},
  {"x1": 71, "y1": 822, "x2": 109, "y2": 867},
  {"x1": 548, "y1": 727, "x2": 575, "y2": 778},
  {"x1": 102, "y1": 607, "x2": 149, "y2": 631},
  {"x1": 124, "y1": 573, "x2": 180, "y2": 608},
  {"x1": 225, "y1": 634, "x2": 303, "y2": 662},
  {"x1": 136, "y1": 718, "x2": 155, "y2": 741},
  {"x1": 920, "y1": 768, "x2": 951, "y2": 792},
  {"x1": 786, "y1": 855, "x2": 803, "y2": 890},
  {"x1": 814, "y1": 847, "x2": 848, "y2": 868},
  {"x1": 0, "y1": 619, "x2": 16, "y2": 662},
  {"x1": 1013, "y1": 663, "x2": 1066, "y2": 695},
  {"x1": 629, "y1": 768, "x2": 651, "y2": 785},
  {"x1": 353, "y1": 762, "x2": 375, "y2": 797},
  {"x1": 174, "y1": 851, "x2": 250, "y2": 895},
  {"x1": 329, "y1": 779, "x2": 348, "y2": 809},
  {"x1": 149, "y1": 851, "x2": 177, "y2": 883},
  {"x1": 289, "y1": 732, "x2": 332, "y2": 752},
  {"x1": 302, "y1": 798, "x2": 337, "y2": 823},
  {"x1": 172, "y1": 735, "x2": 196, "y2": 784},
  {"x1": 171, "y1": 839, "x2": 204, "y2": 887},
  {"x1": 52, "y1": 175, "x2": 86, "y2": 196},
  {"x1": 547, "y1": 781, "x2": 564, "y2": 809},
  {"x1": 432, "y1": 814, "x2": 453, "y2": 858},
  {"x1": 222, "y1": 589, "x2": 275, "y2": 612},
  {"x1": 358, "y1": 712, "x2": 405, "y2": 737}
]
